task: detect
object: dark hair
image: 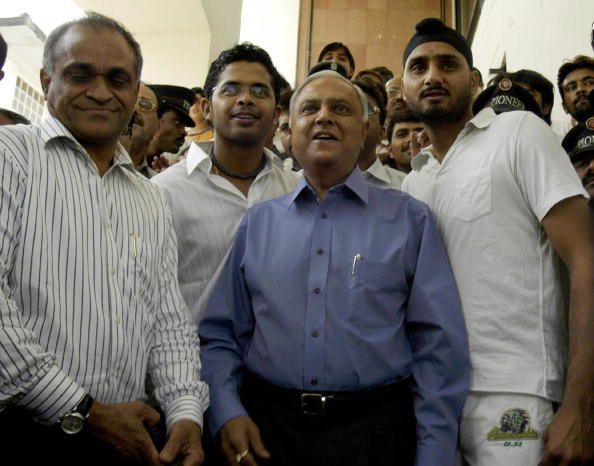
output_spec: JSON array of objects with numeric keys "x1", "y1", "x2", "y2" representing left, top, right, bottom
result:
[
  {"x1": 277, "y1": 73, "x2": 291, "y2": 93},
  {"x1": 42, "y1": 12, "x2": 143, "y2": 79},
  {"x1": 370, "y1": 66, "x2": 394, "y2": 84},
  {"x1": 317, "y1": 42, "x2": 355, "y2": 73},
  {"x1": 386, "y1": 110, "x2": 422, "y2": 142},
  {"x1": 278, "y1": 89, "x2": 293, "y2": 112},
  {"x1": 203, "y1": 42, "x2": 282, "y2": 103},
  {"x1": 0, "y1": 107, "x2": 30, "y2": 125},
  {"x1": 191, "y1": 87, "x2": 205, "y2": 96},
  {"x1": 0, "y1": 33, "x2": 7, "y2": 70},
  {"x1": 352, "y1": 79, "x2": 387, "y2": 125},
  {"x1": 353, "y1": 69, "x2": 384, "y2": 86},
  {"x1": 511, "y1": 69, "x2": 554, "y2": 124},
  {"x1": 558, "y1": 55, "x2": 594, "y2": 99}
]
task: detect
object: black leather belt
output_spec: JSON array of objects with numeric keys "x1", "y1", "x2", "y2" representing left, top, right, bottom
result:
[{"x1": 242, "y1": 371, "x2": 412, "y2": 416}]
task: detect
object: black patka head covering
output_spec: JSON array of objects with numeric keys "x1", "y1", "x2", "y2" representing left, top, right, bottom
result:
[{"x1": 403, "y1": 18, "x2": 473, "y2": 67}]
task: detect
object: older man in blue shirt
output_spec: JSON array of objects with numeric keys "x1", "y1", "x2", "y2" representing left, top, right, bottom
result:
[{"x1": 199, "y1": 70, "x2": 469, "y2": 466}]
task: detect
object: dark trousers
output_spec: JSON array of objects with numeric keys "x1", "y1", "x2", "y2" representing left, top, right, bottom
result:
[
  {"x1": 205, "y1": 374, "x2": 416, "y2": 466},
  {"x1": 0, "y1": 405, "x2": 167, "y2": 466}
]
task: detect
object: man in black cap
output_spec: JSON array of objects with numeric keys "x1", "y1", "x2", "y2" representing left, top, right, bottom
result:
[
  {"x1": 472, "y1": 75, "x2": 542, "y2": 119},
  {"x1": 401, "y1": 17, "x2": 593, "y2": 466},
  {"x1": 146, "y1": 84, "x2": 195, "y2": 170},
  {"x1": 509, "y1": 69, "x2": 554, "y2": 125},
  {"x1": 0, "y1": 32, "x2": 7, "y2": 82},
  {"x1": 317, "y1": 41, "x2": 355, "y2": 79},
  {"x1": 562, "y1": 117, "x2": 594, "y2": 209},
  {"x1": 557, "y1": 55, "x2": 594, "y2": 124}
]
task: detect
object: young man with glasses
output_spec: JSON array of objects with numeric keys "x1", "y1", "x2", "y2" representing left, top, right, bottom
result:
[
  {"x1": 151, "y1": 43, "x2": 299, "y2": 325},
  {"x1": 352, "y1": 79, "x2": 406, "y2": 189}
]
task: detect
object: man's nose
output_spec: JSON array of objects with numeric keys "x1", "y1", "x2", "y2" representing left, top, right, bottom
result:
[{"x1": 86, "y1": 76, "x2": 113, "y2": 102}]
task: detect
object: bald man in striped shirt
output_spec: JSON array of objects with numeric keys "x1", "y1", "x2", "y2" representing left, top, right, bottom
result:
[{"x1": 0, "y1": 13, "x2": 207, "y2": 466}]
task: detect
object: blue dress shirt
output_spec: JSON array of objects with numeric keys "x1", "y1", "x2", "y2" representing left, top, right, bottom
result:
[{"x1": 199, "y1": 168, "x2": 470, "y2": 465}]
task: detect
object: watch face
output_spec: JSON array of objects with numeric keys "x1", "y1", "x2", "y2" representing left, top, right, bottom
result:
[{"x1": 60, "y1": 413, "x2": 85, "y2": 435}]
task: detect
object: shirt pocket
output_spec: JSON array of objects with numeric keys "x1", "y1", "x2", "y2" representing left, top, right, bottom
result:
[
  {"x1": 453, "y1": 168, "x2": 492, "y2": 222},
  {"x1": 349, "y1": 259, "x2": 407, "y2": 293}
]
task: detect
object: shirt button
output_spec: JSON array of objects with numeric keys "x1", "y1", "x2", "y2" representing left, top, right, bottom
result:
[
  {"x1": 310, "y1": 378, "x2": 318, "y2": 386},
  {"x1": 111, "y1": 268, "x2": 116, "y2": 276},
  {"x1": 317, "y1": 249, "x2": 324, "y2": 255},
  {"x1": 311, "y1": 330, "x2": 319, "y2": 338},
  {"x1": 115, "y1": 316, "x2": 121, "y2": 325},
  {"x1": 314, "y1": 288, "x2": 321, "y2": 294},
  {"x1": 321, "y1": 213, "x2": 327, "y2": 219}
]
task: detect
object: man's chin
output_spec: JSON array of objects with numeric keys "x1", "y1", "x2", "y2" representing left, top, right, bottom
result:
[{"x1": 574, "y1": 107, "x2": 594, "y2": 122}]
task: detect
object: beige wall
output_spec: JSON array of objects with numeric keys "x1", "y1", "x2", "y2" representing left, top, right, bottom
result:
[
  {"x1": 297, "y1": 0, "x2": 453, "y2": 83},
  {"x1": 471, "y1": 0, "x2": 594, "y2": 134}
]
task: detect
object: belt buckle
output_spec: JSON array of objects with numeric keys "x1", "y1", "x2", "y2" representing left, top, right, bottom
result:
[{"x1": 300, "y1": 393, "x2": 333, "y2": 415}]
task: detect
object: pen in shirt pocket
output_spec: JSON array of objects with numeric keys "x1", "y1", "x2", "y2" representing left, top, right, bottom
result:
[
  {"x1": 351, "y1": 253, "x2": 362, "y2": 276},
  {"x1": 131, "y1": 233, "x2": 138, "y2": 257}
]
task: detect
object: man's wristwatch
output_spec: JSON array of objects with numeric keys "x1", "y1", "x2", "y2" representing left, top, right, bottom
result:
[{"x1": 59, "y1": 393, "x2": 94, "y2": 435}]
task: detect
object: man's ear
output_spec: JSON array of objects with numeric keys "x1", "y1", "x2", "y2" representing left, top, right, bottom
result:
[
  {"x1": 470, "y1": 69, "x2": 479, "y2": 98},
  {"x1": 543, "y1": 102, "x2": 552, "y2": 118},
  {"x1": 40, "y1": 68, "x2": 51, "y2": 98},
  {"x1": 361, "y1": 120, "x2": 370, "y2": 146},
  {"x1": 200, "y1": 98, "x2": 212, "y2": 125}
]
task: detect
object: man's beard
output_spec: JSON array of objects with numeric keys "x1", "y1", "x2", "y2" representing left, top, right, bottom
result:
[
  {"x1": 572, "y1": 94, "x2": 594, "y2": 122},
  {"x1": 408, "y1": 87, "x2": 472, "y2": 127}
]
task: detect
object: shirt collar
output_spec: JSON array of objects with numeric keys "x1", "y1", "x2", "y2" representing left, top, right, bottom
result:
[
  {"x1": 185, "y1": 140, "x2": 283, "y2": 176},
  {"x1": 364, "y1": 157, "x2": 391, "y2": 184},
  {"x1": 410, "y1": 108, "x2": 497, "y2": 171},
  {"x1": 39, "y1": 115, "x2": 134, "y2": 170},
  {"x1": 286, "y1": 166, "x2": 369, "y2": 207}
]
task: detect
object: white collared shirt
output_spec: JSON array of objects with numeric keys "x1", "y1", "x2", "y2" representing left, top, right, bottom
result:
[
  {"x1": 0, "y1": 117, "x2": 208, "y2": 429},
  {"x1": 152, "y1": 141, "x2": 300, "y2": 322},
  {"x1": 363, "y1": 157, "x2": 407, "y2": 189},
  {"x1": 402, "y1": 108, "x2": 588, "y2": 401}
]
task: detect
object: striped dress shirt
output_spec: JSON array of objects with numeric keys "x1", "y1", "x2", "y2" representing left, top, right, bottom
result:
[
  {"x1": 0, "y1": 117, "x2": 208, "y2": 430},
  {"x1": 152, "y1": 141, "x2": 300, "y2": 323}
]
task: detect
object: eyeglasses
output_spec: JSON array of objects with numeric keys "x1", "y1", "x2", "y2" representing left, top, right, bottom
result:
[
  {"x1": 214, "y1": 83, "x2": 273, "y2": 99},
  {"x1": 136, "y1": 98, "x2": 158, "y2": 112},
  {"x1": 367, "y1": 103, "x2": 380, "y2": 116}
]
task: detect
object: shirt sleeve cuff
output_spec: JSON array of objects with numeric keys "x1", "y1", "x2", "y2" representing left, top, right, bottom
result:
[
  {"x1": 164, "y1": 395, "x2": 206, "y2": 432},
  {"x1": 209, "y1": 392, "x2": 249, "y2": 438},
  {"x1": 534, "y1": 184, "x2": 589, "y2": 222},
  {"x1": 16, "y1": 365, "x2": 86, "y2": 425}
]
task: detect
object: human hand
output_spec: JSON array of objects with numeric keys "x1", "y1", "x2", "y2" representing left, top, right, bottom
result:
[
  {"x1": 538, "y1": 400, "x2": 594, "y2": 466},
  {"x1": 410, "y1": 130, "x2": 429, "y2": 158},
  {"x1": 160, "y1": 419, "x2": 204, "y2": 466},
  {"x1": 87, "y1": 400, "x2": 161, "y2": 465},
  {"x1": 219, "y1": 416, "x2": 271, "y2": 466},
  {"x1": 151, "y1": 154, "x2": 171, "y2": 173}
]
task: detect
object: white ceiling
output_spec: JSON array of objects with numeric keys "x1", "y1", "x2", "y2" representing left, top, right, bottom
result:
[{"x1": 74, "y1": 0, "x2": 210, "y2": 34}]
